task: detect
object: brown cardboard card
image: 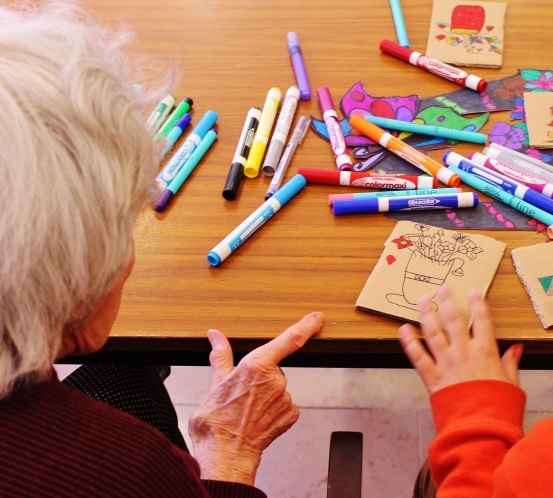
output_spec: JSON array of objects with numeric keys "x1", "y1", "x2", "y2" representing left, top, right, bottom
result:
[
  {"x1": 523, "y1": 92, "x2": 553, "y2": 148},
  {"x1": 426, "y1": 0, "x2": 506, "y2": 68},
  {"x1": 356, "y1": 221, "x2": 506, "y2": 323},
  {"x1": 512, "y1": 242, "x2": 553, "y2": 329}
]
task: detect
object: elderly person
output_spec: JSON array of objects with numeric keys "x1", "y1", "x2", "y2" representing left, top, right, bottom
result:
[{"x1": 0, "y1": 2, "x2": 324, "y2": 497}]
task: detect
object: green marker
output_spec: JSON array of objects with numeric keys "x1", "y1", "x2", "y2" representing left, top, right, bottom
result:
[{"x1": 155, "y1": 96, "x2": 194, "y2": 139}]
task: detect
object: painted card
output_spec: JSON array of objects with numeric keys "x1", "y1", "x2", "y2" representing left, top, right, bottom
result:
[
  {"x1": 426, "y1": 0, "x2": 506, "y2": 68},
  {"x1": 523, "y1": 92, "x2": 553, "y2": 148},
  {"x1": 356, "y1": 221, "x2": 506, "y2": 323},
  {"x1": 512, "y1": 243, "x2": 553, "y2": 329}
]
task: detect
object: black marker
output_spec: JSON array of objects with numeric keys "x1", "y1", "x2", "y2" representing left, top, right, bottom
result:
[{"x1": 222, "y1": 107, "x2": 261, "y2": 200}]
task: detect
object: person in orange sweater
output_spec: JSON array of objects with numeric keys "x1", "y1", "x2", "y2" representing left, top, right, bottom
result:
[{"x1": 398, "y1": 283, "x2": 553, "y2": 497}]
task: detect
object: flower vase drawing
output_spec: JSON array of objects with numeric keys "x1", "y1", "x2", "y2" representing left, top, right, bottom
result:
[{"x1": 386, "y1": 224, "x2": 482, "y2": 312}]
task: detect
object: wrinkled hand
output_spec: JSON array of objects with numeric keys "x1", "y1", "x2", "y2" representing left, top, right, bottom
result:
[
  {"x1": 188, "y1": 312, "x2": 325, "y2": 485},
  {"x1": 398, "y1": 284, "x2": 522, "y2": 395}
]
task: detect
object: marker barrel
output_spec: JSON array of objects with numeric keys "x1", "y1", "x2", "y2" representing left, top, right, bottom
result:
[{"x1": 333, "y1": 192, "x2": 478, "y2": 215}]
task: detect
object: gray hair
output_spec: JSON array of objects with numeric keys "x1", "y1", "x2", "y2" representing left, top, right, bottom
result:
[{"x1": 0, "y1": 1, "x2": 164, "y2": 396}]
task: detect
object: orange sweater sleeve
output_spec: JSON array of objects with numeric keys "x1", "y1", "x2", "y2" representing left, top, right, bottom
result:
[{"x1": 428, "y1": 379, "x2": 526, "y2": 498}]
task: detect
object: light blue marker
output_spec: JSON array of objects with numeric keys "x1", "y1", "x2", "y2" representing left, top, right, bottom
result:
[
  {"x1": 333, "y1": 192, "x2": 478, "y2": 215},
  {"x1": 155, "y1": 129, "x2": 217, "y2": 213},
  {"x1": 328, "y1": 188, "x2": 460, "y2": 206},
  {"x1": 390, "y1": 0, "x2": 409, "y2": 47},
  {"x1": 161, "y1": 114, "x2": 192, "y2": 158},
  {"x1": 156, "y1": 109, "x2": 218, "y2": 190},
  {"x1": 444, "y1": 151, "x2": 553, "y2": 215},
  {"x1": 448, "y1": 164, "x2": 553, "y2": 227},
  {"x1": 207, "y1": 174, "x2": 307, "y2": 266},
  {"x1": 365, "y1": 116, "x2": 486, "y2": 144}
]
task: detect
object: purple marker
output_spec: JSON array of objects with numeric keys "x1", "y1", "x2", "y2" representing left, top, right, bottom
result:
[
  {"x1": 469, "y1": 151, "x2": 553, "y2": 199},
  {"x1": 287, "y1": 32, "x2": 312, "y2": 100},
  {"x1": 161, "y1": 114, "x2": 192, "y2": 158},
  {"x1": 332, "y1": 192, "x2": 478, "y2": 215}
]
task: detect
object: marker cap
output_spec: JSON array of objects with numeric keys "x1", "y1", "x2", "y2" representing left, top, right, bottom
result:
[
  {"x1": 154, "y1": 189, "x2": 175, "y2": 213},
  {"x1": 379, "y1": 39, "x2": 412, "y2": 62},
  {"x1": 222, "y1": 162, "x2": 245, "y2": 201},
  {"x1": 317, "y1": 86, "x2": 336, "y2": 114}
]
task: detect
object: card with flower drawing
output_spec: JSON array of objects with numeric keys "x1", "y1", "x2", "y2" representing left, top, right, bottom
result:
[
  {"x1": 426, "y1": 0, "x2": 506, "y2": 68},
  {"x1": 356, "y1": 221, "x2": 506, "y2": 323}
]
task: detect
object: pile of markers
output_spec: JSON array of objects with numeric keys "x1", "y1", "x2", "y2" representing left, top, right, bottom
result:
[{"x1": 145, "y1": 94, "x2": 218, "y2": 212}]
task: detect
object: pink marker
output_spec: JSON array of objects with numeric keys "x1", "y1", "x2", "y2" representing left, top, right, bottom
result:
[
  {"x1": 380, "y1": 39, "x2": 487, "y2": 92},
  {"x1": 317, "y1": 86, "x2": 353, "y2": 171},
  {"x1": 469, "y1": 151, "x2": 553, "y2": 198}
]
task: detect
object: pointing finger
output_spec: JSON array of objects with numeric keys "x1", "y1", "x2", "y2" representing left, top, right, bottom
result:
[{"x1": 246, "y1": 312, "x2": 325, "y2": 367}]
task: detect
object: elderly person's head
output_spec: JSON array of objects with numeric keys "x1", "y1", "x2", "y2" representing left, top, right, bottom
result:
[{"x1": 0, "y1": 2, "x2": 160, "y2": 397}]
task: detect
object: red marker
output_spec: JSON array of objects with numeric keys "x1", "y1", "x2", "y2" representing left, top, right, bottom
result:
[
  {"x1": 380, "y1": 39, "x2": 487, "y2": 92},
  {"x1": 297, "y1": 168, "x2": 438, "y2": 189}
]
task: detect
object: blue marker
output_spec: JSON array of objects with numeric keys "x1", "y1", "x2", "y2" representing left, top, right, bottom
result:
[
  {"x1": 448, "y1": 164, "x2": 553, "y2": 226},
  {"x1": 156, "y1": 110, "x2": 218, "y2": 190},
  {"x1": 389, "y1": 0, "x2": 409, "y2": 47},
  {"x1": 328, "y1": 187, "x2": 460, "y2": 206},
  {"x1": 444, "y1": 151, "x2": 553, "y2": 215},
  {"x1": 155, "y1": 129, "x2": 217, "y2": 213},
  {"x1": 161, "y1": 114, "x2": 192, "y2": 158},
  {"x1": 332, "y1": 192, "x2": 478, "y2": 215},
  {"x1": 207, "y1": 174, "x2": 307, "y2": 266},
  {"x1": 365, "y1": 116, "x2": 486, "y2": 144}
]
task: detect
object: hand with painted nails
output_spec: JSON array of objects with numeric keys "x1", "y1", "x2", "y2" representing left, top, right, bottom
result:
[
  {"x1": 188, "y1": 312, "x2": 325, "y2": 485},
  {"x1": 398, "y1": 284, "x2": 523, "y2": 394}
]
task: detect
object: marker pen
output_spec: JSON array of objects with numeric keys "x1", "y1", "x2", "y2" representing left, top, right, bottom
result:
[
  {"x1": 207, "y1": 174, "x2": 307, "y2": 267},
  {"x1": 365, "y1": 115, "x2": 487, "y2": 144},
  {"x1": 444, "y1": 151, "x2": 553, "y2": 215},
  {"x1": 448, "y1": 164, "x2": 553, "y2": 228},
  {"x1": 389, "y1": 0, "x2": 409, "y2": 47},
  {"x1": 244, "y1": 87, "x2": 281, "y2": 178},
  {"x1": 154, "y1": 129, "x2": 217, "y2": 212},
  {"x1": 161, "y1": 113, "x2": 192, "y2": 158},
  {"x1": 263, "y1": 86, "x2": 300, "y2": 176},
  {"x1": 380, "y1": 39, "x2": 487, "y2": 92},
  {"x1": 469, "y1": 152, "x2": 553, "y2": 198},
  {"x1": 145, "y1": 94, "x2": 176, "y2": 136},
  {"x1": 297, "y1": 168, "x2": 438, "y2": 189},
  {"x1": 223, "y1": 107, "x2": 261, "y2": 201},
  {"x1": 350, "y1": 114, "x2": 460, "y2": 186},
  {"x1": 317, "y1": 86, "x2": 352, "y2": 171},
  {"x1": 485, "y1": 143, "x2": 553, "y2": 176},
  {"x1": 328, "y1": 187, "x2": 461, "y2": 206},
  {"x1": 266, "y1": 116, "x2": 310, "y2": 200},
  {"x1": 154, "y1": 96, "x2": 193, "y2": 139},
  {"x1": 156, "y1": 109, "x2": 218, "y2": 190},
  {"x1": 333, "y1": 192, "x2": 478, "y2": 215},
  {"x1": 287, "y1": 32, "x2": 312, "y2": 100}
]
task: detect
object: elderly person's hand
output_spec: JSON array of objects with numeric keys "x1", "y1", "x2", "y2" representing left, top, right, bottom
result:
[
  {"x1": 188, "y1": 311, "x2": 324, "y2": 485},
  {"x1": 398, "y1": 284, "x2": 522, "y2": 395}
]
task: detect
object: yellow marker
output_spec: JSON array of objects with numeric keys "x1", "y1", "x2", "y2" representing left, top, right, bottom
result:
[{"x1": 244, "y1": 87, "x2": 281, "y2": 178}]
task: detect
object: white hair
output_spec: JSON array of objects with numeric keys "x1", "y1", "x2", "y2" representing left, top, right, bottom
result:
[{"x1": 0, "y1": 1, "x2": 165, "y2": 397}]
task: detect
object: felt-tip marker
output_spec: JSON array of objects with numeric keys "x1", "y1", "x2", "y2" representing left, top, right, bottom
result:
[
  {"x1": 328, "y1": 187, "x2": 461, "y2": 206},
  {"x1": 297, "y1": 168, "x2": 439, "y2": 189},
  {"x1": 223, "y1": 107, "x2": 261, "y2": 200},
  {"x1": 287, "y1": 32, "x2": 312, "y2": 100},
  {"x1": 317, "y1": 86, "x2": 353, "y2": 171},
  {"x1": 333, "y1": 192, "x2": 478, "y2": 215},
  {"x1": 380, "y1": 39, "x2": 487, "y2": 92},
  {"x1": 207, "y1": 174, "x2": 307, "y2": 267},
  {"x1": 444, "y1": 151, "x2": 553, "y2": 215}
]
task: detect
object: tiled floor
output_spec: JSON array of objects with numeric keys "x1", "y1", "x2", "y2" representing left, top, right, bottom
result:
[{"x1": 54, "y1": 365, "x2": 553, "y2": 498}]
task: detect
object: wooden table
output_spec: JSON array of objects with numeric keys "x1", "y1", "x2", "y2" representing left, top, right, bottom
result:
[{"x1": 73, "y1": 0, "x2": 553, "y2": 368}]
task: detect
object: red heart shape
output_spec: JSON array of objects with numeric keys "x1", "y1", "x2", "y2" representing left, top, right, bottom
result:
[{"x1": 386, "y1": 255, "x2": 396, "y2": 265}]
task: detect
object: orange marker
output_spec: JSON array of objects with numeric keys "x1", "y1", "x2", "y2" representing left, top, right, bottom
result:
[{"x1": 349, "y1": 114, "x2": 460, "y2": 187}]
